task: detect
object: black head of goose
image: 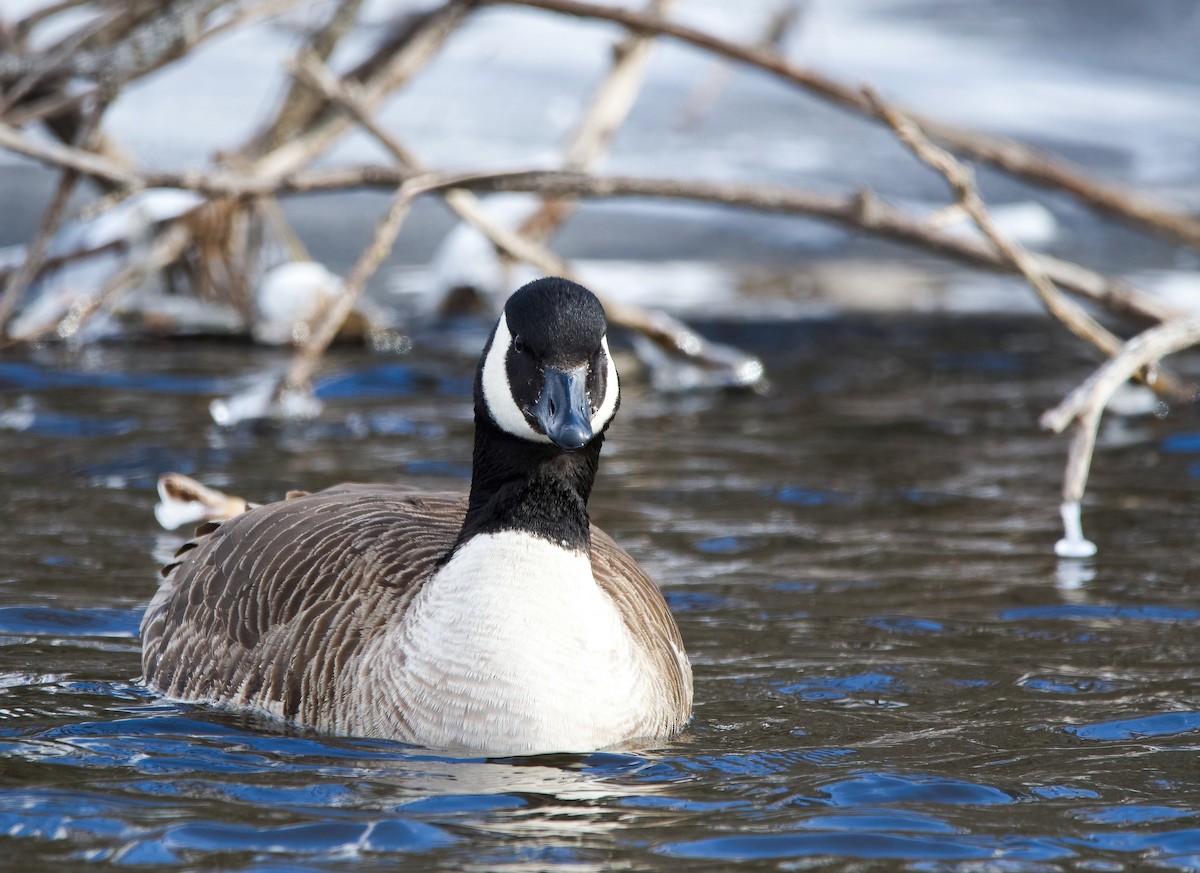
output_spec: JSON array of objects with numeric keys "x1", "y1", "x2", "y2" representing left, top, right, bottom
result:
[{"x1": 141, "y1": 277, "x2": 693, "y2": 755}]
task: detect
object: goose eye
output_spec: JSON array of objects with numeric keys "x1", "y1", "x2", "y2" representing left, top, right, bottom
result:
[{"x1": 512, "y1": 335, "x2": 524, "y2": 354}]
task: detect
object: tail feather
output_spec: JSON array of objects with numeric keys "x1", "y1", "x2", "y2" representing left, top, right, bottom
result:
[{"x1": 155, "y1": 473, "x2": 255, "y2": 530}]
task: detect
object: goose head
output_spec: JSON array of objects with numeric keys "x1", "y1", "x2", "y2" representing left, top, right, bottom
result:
[{"x1": 479, "y1": 277, "x2": 620, "y2": 451}]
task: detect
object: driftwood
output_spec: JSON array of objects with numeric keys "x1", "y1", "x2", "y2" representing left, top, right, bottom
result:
[{"x1": 1, "y1": 0, "x2": 1198, "y2": 553}]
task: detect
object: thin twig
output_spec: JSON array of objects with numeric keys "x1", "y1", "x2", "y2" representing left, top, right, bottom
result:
[
  {"x1": 678, "y1": 0, "x2": 804, "y2": 129},
  {"x1": 492, "y1": 0, "x2": 1200, "y2": 252},
  {"x1": 0, "y1": 238, "x2": 125, "y2": 286},
  {"x1": 0, "y1": 119, "x2": 140, "y2": 187},
  {"x1": 4, "y1": 86, "x2": 91, "y2": 127},
  {"x1": 48, "y1": 0, "x2": 463, "y2": 294},
  {"x1": 242, "y1": 0, "x2": 365, "y2": 157},
  {"x1": 23, "y1": 221, "x2": 194, "y2": 342},
  {"x1": 1041, "y1": 316, "x2": 1200, "y2": 437},
  {"x1": 0, "y1": 0, "x2": 230, "y2": 86},
  {"x1": 11, "y1": 0, "x2": 97, "y2": 47},
  {"x1": 289, "y1": 52, "x2": 572, "y2": 276},
  {"x1": 279, "y1": 179, "x2": 425, "y2": 396},
  {"x1": 863, "y1": 85, "x2": 1190, "y2": 402},
  {"x1": 1038, "y1": 314, "x2": 1200, "y2": 557},
  {"x1": 0, "y1": 6, "x2": 116, "y2": 114},
  {"x1": 0, "y1": 168, "x2": 81, "y2": 333},
  {"x1": 2, "y1": 0, "x2": 302, "y2": 127},
  {"x1": 250, "y1": 0, "x2": 474, "y2": 179},
  {"x1": 516, "y1": 0, "x2": 673, "y2": 245},
  {"x1": 0, "y1": 91, "x2": 111, "y2": 333}
]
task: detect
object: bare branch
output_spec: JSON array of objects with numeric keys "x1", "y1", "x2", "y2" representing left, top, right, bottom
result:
[
  {"x1": 242, "y1": 0, "x2": 365, "y2": 157},
  {"x1": 279, "y1": 180, "x2": 425, "y2": 397},
  {"x1": 863, "y1": 85, "x2": 1191, "y2": 402},
  {"x1": 0, "y1": 105, "x2": 1180, "y2": 333},
  {"x1": 0, "y1": 119, "x2": 140, "y2": 187},
  {"x1": 0, "y1": 90, "x2": 114, "y2": 332},
  {"x1": 516, "y1": 0, "x2": 673, "y2": 245},
  {"x1": 0, "y1": 0, "x2": 229, "y2": 86},
  {"x1": 24, "y1": 221, "x2": 194, "y2": 342},
  {"x1": 249, "y1": 0, "x2": 474, "y2": 179},
  {"x1": 1041, "y1": 316, "x2": 1200, "y2": 437},
  {"x1": 678, "y1": 1, "x2": 804, "y2": 129},
  {"x1": 491, "y1": 0, "x2": 1200, "y2": 252},
  {"x1": 290, "y1": 51, "x2": 762, "y2": 383},
  {"x1": 1038, "y1": 314, "x2": 1200, "y2": 557},
  {"x1": 11, "y1": 0, "x2": 98, "y2": 47}
]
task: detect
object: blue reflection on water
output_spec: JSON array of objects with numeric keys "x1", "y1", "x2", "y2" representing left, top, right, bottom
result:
[
  {"x1": 1076, "y1": 805, "x2": 1196, "y2": 826},
  {"x1": 867, "y1": 616, "x2": 945, "y2": 635},
  {"x1": 672, "y1": 749, "x2": 855, "y2": 778},
  {"x1": 776, "y1": 486, "x2": 839, "y2": 506},
  {"x1": 0, "y1": 362, "x2": 227, "y2": 395},
  {"x1": 820, "y1": 773, "x2": 1014, "y2": 807},
  {"x1": 4, "y1": 690, "x2": 1199, "y2": 870},
  {"x1": 772, "y1": 487, "x2": 962, "y2": 508},
  {"x1": 663, "y1": 591, "x2": 733, "y2": 613},
  {"x1": 1029, "y1": 785, "x2": 1100, "y2": 800},
  {"x1": 1162, "y1": 433, "x2": 1200, "y2": 453},
  {"x1": 403, "y1": 458, "x2": 471, "y2": 479},
  {"x1": 1066, "y1": 712, "x2": 1200, "y2": 741},
  {"x1": 661, "y1": 831, "x2": 1069, "y2": 862},
  {"x1": 999, "y1": 604, "x2": 1200, "y2": 623},
  {"x1": 1021, "y1": 675, "x2": 1119, "y2": 694},
  {"x1": 314, "y1": 364, "x2": 415, "y2": 400},
  {"x1": 931, "y1": 351, "x2": 1025, "y2": 373},
  {"x1": 802, "y1": 809, "x2": 958, "y2": 833},
  {"x1": 1071, "y1": 828, "x2": 1200, "y2": 855},
  {"x1": 73, "y1": 444, "x2": 222, "y2": 489},
  {"x1": 154, "y1": 818, "x2": 455, "y2": 853},
  {"x1": 777, "y1": 672, "x2": 896, "y2": 701},
  {"x1": 0, "y1": 606, "x2": 141, "y2": 638},
  {"x1": 694, "y1": 535, "x2": 752, "y2": 554},
  {"x1": 0, "y1": 787, "x2": 456, "y2": 865}
]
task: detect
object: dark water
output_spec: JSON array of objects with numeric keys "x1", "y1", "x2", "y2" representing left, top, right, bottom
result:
[{"x1": 2, "y1": 317, "x2": 1200, "y2": 871}]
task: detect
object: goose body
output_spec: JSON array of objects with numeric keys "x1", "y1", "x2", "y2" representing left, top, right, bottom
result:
[{"x1": 141, "y1": 278, "x2": 692, "y2": 754}]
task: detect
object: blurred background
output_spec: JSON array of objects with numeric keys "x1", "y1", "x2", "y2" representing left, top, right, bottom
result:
[{"x1": 3, "y1": 0, "x2": 1200, "y2": 332}]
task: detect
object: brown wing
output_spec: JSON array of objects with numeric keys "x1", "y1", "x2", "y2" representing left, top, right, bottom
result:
[
  {"x1": 141, "y1": 487, "x2": 466, "y2": 728},
  {"x1": 590, "y1": 528, "x2": 694, "y2": 726}
]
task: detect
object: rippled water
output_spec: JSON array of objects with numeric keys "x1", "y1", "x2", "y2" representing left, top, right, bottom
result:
[{"x1": 2, "y1": 316, "x2": 1200, "y2": 871}]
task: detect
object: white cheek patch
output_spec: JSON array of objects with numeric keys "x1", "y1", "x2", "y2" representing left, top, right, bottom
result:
[
  {"x1": 481, "y1": 314, "x2": 550, "y2": 443},
  {"x1": 590, "y1": 336, "x2": 620, "y2": 433}
]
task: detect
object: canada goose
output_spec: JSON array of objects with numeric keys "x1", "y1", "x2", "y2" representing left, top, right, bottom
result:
[{"x1": 142, "y1": 277, "x2": 693, "y2": 755}]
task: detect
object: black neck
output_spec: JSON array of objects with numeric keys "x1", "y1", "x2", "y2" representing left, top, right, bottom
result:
[{"x1": 454, "y1": 409, "x2": 601, "y2": 553}]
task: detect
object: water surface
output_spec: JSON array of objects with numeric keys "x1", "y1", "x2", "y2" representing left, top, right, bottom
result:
[{"x1": 2, "y1": 316, "x2": 1199, "y2": 870}]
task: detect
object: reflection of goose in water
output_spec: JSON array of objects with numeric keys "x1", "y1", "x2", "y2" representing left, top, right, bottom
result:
[
  {"x1": 359, "y1": 748, "x2": 680, "y2": 872},
  {"x1": 144, "y1": 278, "x2": 693, "y2": 755}
]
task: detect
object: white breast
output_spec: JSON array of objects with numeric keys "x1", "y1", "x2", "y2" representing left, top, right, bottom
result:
[{"x1": 350, "y1": 533, "x2": 660, "y2": 754}]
